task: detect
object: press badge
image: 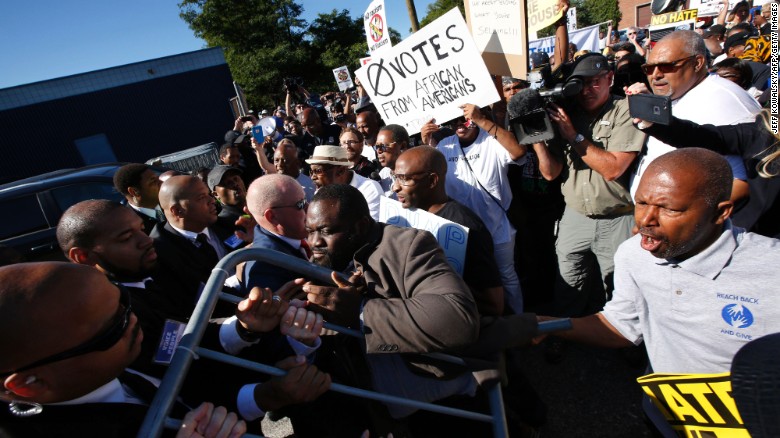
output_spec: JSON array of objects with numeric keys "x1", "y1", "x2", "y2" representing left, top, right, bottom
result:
[
  {"x1": 154, "y1": 319, "x2": 187, "y2": 364},
  {"x1": 224, "y1": 234, "x2": 244, "y2": 249}
]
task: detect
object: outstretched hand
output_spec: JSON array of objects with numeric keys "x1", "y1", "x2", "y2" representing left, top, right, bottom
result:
[
  {"x1": 177, "y1": 402, "x2": 246, "y2": 438},
  {"x1": 303, "y1": 271, "x2": 366, "y2": 328}
]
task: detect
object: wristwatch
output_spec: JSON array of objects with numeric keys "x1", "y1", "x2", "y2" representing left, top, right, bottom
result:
[{"x1": 573, "y1": 133, "x2": 585, "y2": 144}]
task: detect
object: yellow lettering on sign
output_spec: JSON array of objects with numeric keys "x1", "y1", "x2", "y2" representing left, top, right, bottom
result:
[
  {"x1": 677, "y1": 383, "x2": 724, "y2": 424},
  {"x1": 708, "y1": 381, "x2": 744, "y2": 424},
  {"x1": 659, "y1": 384, "x2": 707, "y2": 423}
]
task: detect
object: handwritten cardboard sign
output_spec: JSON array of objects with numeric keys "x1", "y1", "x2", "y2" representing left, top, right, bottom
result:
[
  {"x1": 526, "y1": 0, "x2": 564, "y2": 33},
  {"x1": 464, "y1": 0, "x2": 528, "y2": 78},
  {"x1": 379, "y1": 197, "x2": 468, "y2": 275},
  {"x1": 355, "y1": 8, "x2": 500, "y2": 135}
]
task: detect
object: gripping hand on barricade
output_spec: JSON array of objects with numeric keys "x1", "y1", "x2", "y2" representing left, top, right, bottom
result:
[
  {"x1": 253, "y1": 355, "x2": 332, "y2": 412},
  {"x1": 176, "y1": 402, "x2": 246, "y2": 438},
  {"x1": 235, "y1": 279, "x2": 305, "y2": 335},
  {"x1": 280, "y1": 301, "x2": 324, "y2": 347}
]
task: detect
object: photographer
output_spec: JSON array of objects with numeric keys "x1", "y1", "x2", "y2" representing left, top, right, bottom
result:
[{"x1": 532, "y1": 53, "x2": 646, "y2": 326}]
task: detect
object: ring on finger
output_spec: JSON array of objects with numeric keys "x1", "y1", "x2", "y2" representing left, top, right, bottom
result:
[{"x1": 272, "y1": 295, "x2": 282, "y2": 302}]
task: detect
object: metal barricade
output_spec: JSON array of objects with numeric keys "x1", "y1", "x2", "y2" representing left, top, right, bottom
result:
[{"x1": 137, "y1": 248, "x2": 571, "y2": 438}]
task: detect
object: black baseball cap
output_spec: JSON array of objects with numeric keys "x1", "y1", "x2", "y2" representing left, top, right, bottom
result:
[
  {"x1": 207, "y1": 165, "x2": 242, "y2": 191},
  {"x1": 569, "y1": 53, "x2": 611, "y2": 79}
]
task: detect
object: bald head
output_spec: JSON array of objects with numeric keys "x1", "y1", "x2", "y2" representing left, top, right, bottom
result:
[
  {"x1": 393, "y1": 146, "x2": 448, "y2": 210},
  {"x1": 635, "y1": 148, "x2": 734, "y2": 260},
  {"x1": 274, "y1": 140, "x2": 301, "y2": 178},
  {"x1": 57, "y1": 200, "x2": 124, "y2": 254},
  {"x1": 645, "y1": 148, "x2": 732, "y2": 207},
  {"x1": 246, "y1": 174, "x2": 307, "y2": 239},
  {"x1": 158, "y1": 175, "x2": 202, "y2": 211}
]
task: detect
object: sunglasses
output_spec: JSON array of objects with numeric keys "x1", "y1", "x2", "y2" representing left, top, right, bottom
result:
[
  {"x1": 641, "y1": 55, "x2": 697, "y2": 75},
  {"x1": 1, "y1": 284, "x2": 131, "y2": 376},
  {"x1": 375, "y1": 142, "x2": 397, "y2": 153},
  {"x1": 270, "y1": 198, "x2": 307, "y2": 210}
]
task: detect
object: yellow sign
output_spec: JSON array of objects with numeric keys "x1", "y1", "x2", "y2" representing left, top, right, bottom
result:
[
  {"x1": 637, "y1": 372, "x2": 749, "y2": 437},
  {"x1": 526, "y1": 0, "x2": 564, "y2": 33},
  {"x1": 650, "y1": 9, "x2": 698, "y2": 26}
]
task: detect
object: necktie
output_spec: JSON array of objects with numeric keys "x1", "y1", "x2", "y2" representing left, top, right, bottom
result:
[
  {"x1": 196, "y1": 233, "x2": 219, "y2": 263},
  {"x1": 118, "y1": 371, "x2": 190, "y2": 417},
  {"x1": 300, "y1": 239, "x2": 313, "y2": 259},
  {"x1": 155, "y1": 208, "x2": 165, "y2": 222}
]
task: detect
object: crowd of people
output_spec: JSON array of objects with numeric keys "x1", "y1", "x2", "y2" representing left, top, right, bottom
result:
[{"x1": 1, "y1": 1, "x2": 778, "y2": 436}]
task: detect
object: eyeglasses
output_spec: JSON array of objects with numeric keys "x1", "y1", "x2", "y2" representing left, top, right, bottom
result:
[
  {"x1": 309, "y1": 165, "x2": 337, "y2": 175},
  {"x1": 340, "y1": 140, "x2": 360, "y2": 146},
  {"x1": 270, "y1": 198, "x2": 307, "y2": 210},
  {"x1": 641, "y1": 55, "x2": 698, "y2": 75},
  {"x1": 1, "y1": 284, "x2": 131, "y2": 376},
  {"x1": 375, "y1": 142, "x2": 397, "y2": 153},
  {"x1": 392, "y1": 171, "x2": 432, "y2": 186},
  {"x1": 627, "y1": 32, "x2": 637, "y2": 36}
]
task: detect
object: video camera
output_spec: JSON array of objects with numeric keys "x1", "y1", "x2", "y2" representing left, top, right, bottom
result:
[
  {"x1": 508, "y1": 60, "x2": 583, "y2": 145},
  {"x1": 283, "y1": 77, "x2": 304, "y2": 93}
]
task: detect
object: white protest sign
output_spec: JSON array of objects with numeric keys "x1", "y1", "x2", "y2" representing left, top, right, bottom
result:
[
  {"x1": 364, "y1": 0, "x2": 392, "y2": 54},
  {"x1": 355, "y1": 8, "x2": 500, "y2": 136},
  {"x1": 567, "y1": 7, "x2": 577, "y2": 31},
  {"x1": 465, "y1": 0, "x2": 527, "y2": 78},
  {"x1": 688, "y1": 0, "x2": 740, "y2": 17},
  {"x1": 379, "y1": 197, "x2": 468, "y2": 275},
  {"x1": 360, "y1": 57, "x2": 372, "y2": 66},
  {"x1": 529, "y1": 22, "x2": 601, "y2": 56},
  {"x1": 332, "y1": 66, "x2": 354, "y2": 92},
  {"x1": 467, "y1": 0, "x2": 524, "y2": 55}
]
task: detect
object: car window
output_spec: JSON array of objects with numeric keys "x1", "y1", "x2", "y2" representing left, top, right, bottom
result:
[
  {"x1": 50, "y1": 182, "x2": 123, "y2": 212},
  {"x1": 0, "y1": 195, "x2": 48, "y2": 240}
]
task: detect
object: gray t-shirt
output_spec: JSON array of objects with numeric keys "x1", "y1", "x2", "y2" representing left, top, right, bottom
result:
[{"x1": 602, "y1": 221, "x2": 780, "y2": 374}]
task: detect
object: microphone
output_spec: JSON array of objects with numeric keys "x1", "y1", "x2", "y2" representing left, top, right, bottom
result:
[
  {"x1": 369, "y1": 171, "x2": 381, "y2": 181},
  {"x1": 508, "y1": 89, "x2": 555, "y2": 145}
]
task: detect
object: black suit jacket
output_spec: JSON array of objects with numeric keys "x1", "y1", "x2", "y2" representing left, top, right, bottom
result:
[
  {"x1": 0, "y1": 402, "x2": 160, "y2": 438},
  {"x1": 150, "y1": 222, "x2": 234, "y2": 314},
  {"x1": 244, "y1": 226, "x2": 308, "y2": 292}
]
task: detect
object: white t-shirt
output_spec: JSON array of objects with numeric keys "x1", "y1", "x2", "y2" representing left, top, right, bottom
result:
[
  {"x1": 437, "y1": 129, "x2": 525, "y2": 245},
  {"x1": 630, "y1": 75, "x2": 761, "y2": 197},
  {"x1": 349, "y1": 171, "x2": 383, "y2": 221},
  {"x1": 378, "y1": 166, "x2": 396, "y2": 198}
]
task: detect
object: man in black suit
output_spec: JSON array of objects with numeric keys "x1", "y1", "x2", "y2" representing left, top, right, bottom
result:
[
  {"x1": 0, "y1": 262, "x2": 248, "y2": 438},
  {"x1": 151, "y1": 175, "x2": 235, "y2": 307},
  {"x1": 244, "y1": 173, "x2": 311, "y2": 292},
  {"x1": 54, "y1": 200, "x2": 331, "y2": 430},
  {"x1": 113, "y1": 163, "x2": 163, "y2": 234}
]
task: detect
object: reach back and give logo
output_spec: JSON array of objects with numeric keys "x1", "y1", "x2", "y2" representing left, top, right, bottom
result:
[{"x1": 717, "y1": 293, "x2": 758, "y2": 339}]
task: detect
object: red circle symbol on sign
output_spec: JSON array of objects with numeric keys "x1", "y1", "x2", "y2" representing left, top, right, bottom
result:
[{"x1": 369, "y1": 14, "x2": 384, "y2": 43}]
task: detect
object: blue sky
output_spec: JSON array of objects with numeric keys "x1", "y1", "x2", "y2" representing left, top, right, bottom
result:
[{"x1": 0, "y1": 0, "x2": 435, "y2": 89}]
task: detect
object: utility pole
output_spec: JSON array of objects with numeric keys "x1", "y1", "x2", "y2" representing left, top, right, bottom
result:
[{"x1": 406, "y1": 0, "x2": 420, "y2": 32}]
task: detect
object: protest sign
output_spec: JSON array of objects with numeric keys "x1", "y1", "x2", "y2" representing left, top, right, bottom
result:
[
  {"x1": 464, "y1": 0, "x2": 527, "y2": 78},
  {"x1": 567, "y1": 7, "x2": 577, "y2": 31},
  {"x1": 360, "y1": 57, "x2": 372, "y2": 66},
  {"x1": 526, "y1": 0, "x2": 564, "y2": 33},
  {"x1": 379, "y1": 197, "x2": 468, "y2": 275},
  {"x1": 332, "y1": 66, "x2": 354, "y2": 92},
  {"x1": 649, "y1": 9, "x2": 698, "y2": 29},
  {"x1": 364, "y1": 0, "x2": 392, "y2": 54},
  {"x1": 637, "y1": 372, "x2": 749, "y2": 437},
  {"x1": 529, "y1": 23, "x2": 601, "y2": 57},
  {"x1": 354, "y1": 8, "x2": 500, "y2": 135},
  {"x1": 688, "y1": 0, "x2": 740, "y2": 17}
]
